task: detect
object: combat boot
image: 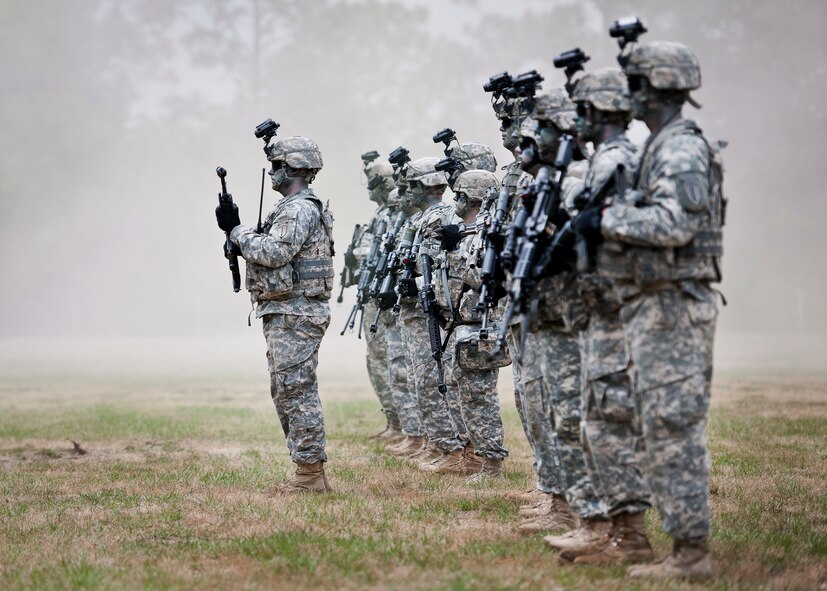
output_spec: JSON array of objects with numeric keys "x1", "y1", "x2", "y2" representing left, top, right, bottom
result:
[
  {"x1": 420, "y1": 448, "x2": 465, "y2": 474},
  {"x1": 271, "y1": 461, "x2": 331, "y2": 494},
  {"x1": 519, "y1": 494, "x2": 554, "y2": 517},
  {"x1": 389, "y1": 435, "x2": 425, "y2": 457},
  {"x1": 409, "y1": 440, "x2": 441, "y2": 463},
  {"x1": 368, "y1": 419, "x2": 391, "y2": 440},
  {"x1": 505, "y1": 487, "x2": 544, "y2": 504},
  {"x1": 467, "y1": 457, "x2": 504, "y2": 484},
  {"x1": 627, "y1": 538, "x2": 713, "y2": 580},
  {"x1": 563, "y1": 511, "x2": 654, "y2": 565},
  {"x1": 518, "y1": 495, "x2": 579, "y2": 535},
  {"x1": 379, "y1": 419, "x2": 404, "y2": 443},
  {"x1": 543, "y1": 517, "x2": 612, "y2": 552},
  {"x1": 460, "y1": 444, "x2": 483, "y2": 475}
]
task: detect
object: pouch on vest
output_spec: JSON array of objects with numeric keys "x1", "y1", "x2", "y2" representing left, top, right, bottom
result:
[{"x1": 454, "y1": 324, "x2": 512, "y2": 370}]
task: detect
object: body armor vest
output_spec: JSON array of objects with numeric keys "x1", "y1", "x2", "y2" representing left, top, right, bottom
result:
[
  {"x1": 597, "y1": 119, "x2": 725, "y2": 288},
  {"x1": 246, "y1": 192, "x2": 335, "y2": 302}
]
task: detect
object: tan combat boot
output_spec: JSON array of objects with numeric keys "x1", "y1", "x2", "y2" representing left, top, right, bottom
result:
[
  {"x1": 420, "y1": 448, "x2": 465, "y2": 473},
  {"x1": 543, "y1": 517, "x2": 612, "y2": 552},
  {"x1": 467, "y1": 457, "x2": 504, "y2": 484},
  {"x1": 505, "y1": 487, "x2": 544, "y2": 504},
  {"x1": 368, "y1": 419, "x2": 391, "y2": 440},
  {"x1": 389, "y1": 435, "x2": 425, "y2": 457},
  {"x1": 379, "y1": 419, "x2": 405, "y2": 443},
  {"x1": 409, "y1": 440, "x2": 441, "y2": 463},
  {"x1": 460, "y1": 444, "x2": 483, "y2": 475},
  {"x1": 518, "y1": 495, "x2": 579, "y2": 535},
  {"x1": 563, "y1": 511, "x2": 654, "y2": 565},
  {"x1": 272, "y1": 461, "x2": 331, "y2": 494},
  {"x1": 627, "y1": 538, "x2": 713, "y2": 580},
  {"x1": 519, "y1": 493, "x2": 555, "y2": 517}
]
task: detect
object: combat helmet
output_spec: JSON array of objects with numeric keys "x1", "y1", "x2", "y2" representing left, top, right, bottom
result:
[
  {"x1": 622, "y1": 41, "x2": 701, "y2": 91},
  {"x1": 532, "y1": 89, "x2": 578, "y2": 132},
  {"x1": 448, "y1": 142, "x2": 497, "y2": 173},
  {"x1": 266, "y1": 136, "x2": 324, "y2": 170},
  {"x1": 453, "y1": 170, "x2": 499, "y2": 203},
  {"x1": 571, "y1": 67, "x2": 632, "y2": 112},
  {"x1": 405, "y1": 157, "x2": 448, "y2": 187}
]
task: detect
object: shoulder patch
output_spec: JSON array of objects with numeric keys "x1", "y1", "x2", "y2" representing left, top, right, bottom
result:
[{"x1": 674, "y1": 171, "x2": 709, "y2": 213}]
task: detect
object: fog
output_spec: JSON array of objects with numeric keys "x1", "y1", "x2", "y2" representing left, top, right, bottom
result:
[{"x1": 1, "y1": 0, "x2": 826, "y2": 375}]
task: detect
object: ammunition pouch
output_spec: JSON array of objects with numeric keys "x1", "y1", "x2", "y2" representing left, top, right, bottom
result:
[{"x1": 454, "y1": 324, "x2": 511, "y2": 370}]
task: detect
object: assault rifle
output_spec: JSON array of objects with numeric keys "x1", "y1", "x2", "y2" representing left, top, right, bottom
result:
[
  {"x1": 337, "y1": 223, "x2": 362, "y2": 303},
  {"x1": 340, "y1": 219, "x2": 387, "y2": 338},
  {"x1": 419, "y1": 253, "x2": 448, "y2": 394},
  {"x1": 215, "y1": 166, "x2": 241, "y2": 293},
  {"x1": 392, "y1": 226, "x2": 424, "y2": 314},
  {"x1": 367, "y1": 211, "x2": 407, "y2": 332},
  {"x1": 474, "y1": 184, "x2": 512, "y2": 339},
  {"x1": 491, "y1": 135, "x2": 576, "y2": 360},
  {"x1": 370, "y1": 221, "x2": 414, "y2": 330}
]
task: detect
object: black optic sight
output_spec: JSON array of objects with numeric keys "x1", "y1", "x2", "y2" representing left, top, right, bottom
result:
[
  {"x1": 388, "y1": 146, "x2": 411, "y2": 167},
  {"x1": 254, "y1": 118, "x2": 280, "y2": 143},
  {"x1": 432, "y1": 128, "x2": 457, "y2": 147},
  {"x1": 361, "y1": 150, "x2": 380, "y2": 163},
  {"x1": 511, "y1": 70, "x2": 544, "y2": 97},
  {"x1": 483, "y1": 71, "x2": 513, "y2": 95},
  {"x1": 553, "y1": 48, "x2": 591, "y2": 78},
  {"x1": 609, "y1": 17, "x2": 647, "y2": 49},
  {"x1": 435, "y1": 157, "x2": 461, "y2": 174}
]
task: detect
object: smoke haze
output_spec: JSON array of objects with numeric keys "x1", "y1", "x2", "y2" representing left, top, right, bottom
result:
[{"x1": 1, "y1": 0, "x2": 825, "y2": 375}]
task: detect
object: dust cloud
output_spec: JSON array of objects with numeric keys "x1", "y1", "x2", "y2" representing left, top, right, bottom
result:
[{"x1": 0, "y1": 0, "x2": 825, "y2": 378}]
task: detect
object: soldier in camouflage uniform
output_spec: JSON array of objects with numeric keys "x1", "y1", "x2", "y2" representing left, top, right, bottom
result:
[
  {"x1": 543, "y1": 68, "x2": 654, "y2": 564},
  {"x1": 582, "y1": 42, "x2": 723, "y2": 579},
  {"x1": 393, "y1": 157, "x2": 474, "y2": 470},
  {"x1": 428, "y1": 169, "x2": 509, "y2": 478},
  {"x1": 492, "y1": 100, "x2": 567, "y2": 511},
  {"x1": 354, "y1": 160, "x2": 403, "y2": 442},
  {"x1": 216, "y1": 136, "x2": 335, "y2": 494},
  {"x1": 513, "y1": 90, "x2": 601, "y2": 535}
]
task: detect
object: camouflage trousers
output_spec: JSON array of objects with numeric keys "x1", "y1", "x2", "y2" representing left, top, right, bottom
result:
[
  {"x1": 263, "y1": 313, "x2": 329, "y2": 465},
  {"x1": 363, "y1": 301, "x2": 398, "y2": 424},
  {"x1": 580, "y1": 312, "x2": 651, "y2": 516},
  {"x1": 447, "y1": 332, "x2": 508, "y2": 460},
  {"x1": 400, "y1": 308, "x2": 465, "y2": 453},
  {"x1": 621, "y1": 283, "x2": 717, "y2": 540},
  {"x1": 509, "y1": 325, "x2": 563, "y2": 495},
  {"x1": 537, "y1": 325, "x2": 604, "y2": 519},
  {"x1": 387, "y1": 317, "x2": 424, "y2": 436}
]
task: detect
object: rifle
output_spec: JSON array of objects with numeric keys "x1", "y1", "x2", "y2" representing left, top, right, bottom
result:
[
  {"x1": 474, "y1": 184, "x2": 512, "y2": 339},
  {"x1": 491, "y1": 135, "x2": 576, "y2": 360},
  {"x1": 392, "y1": 226, "x2": 424, "y2": 314},
  {"x1": 419, "y1": 253, "x2": 448, "y2": 394},
  {"x1": 367, "y1": 211, "x2": 408, "y2": 332},
  {"x1": 215, "y1": 167, "x2": 241, "y2": 293},
  {"x1": 337, "y1": 223, "x2": 363, "y2": 303},
  {"x1": 340, "y1": 219, "x2": 387, "y2": 338}
]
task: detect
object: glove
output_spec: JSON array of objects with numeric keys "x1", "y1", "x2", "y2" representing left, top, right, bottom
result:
[
  {"x1": 397, "y1": 278, "x2": 419, "y2": 298},
  {"x1": 573, "y1": 207, "x2": 603, "y2": 244},
  {"x1": 223, "y1": 241, "x2": 242, "y2": 258},
  {"x1": 216, "y1": 203, "x2": 241, "y2": 233},
  {"x1": 344, "y1": 249, "x2": 358, "y2": 268},
  {"x1": 439, "y1": 224, "x2": 462, "y2": 251},
  {"x1": 376, "y1": 290, "x2": 397, "y2": 310},
  {"x1": 550, "y1": 207, "x2": 571, "y2": 229}
]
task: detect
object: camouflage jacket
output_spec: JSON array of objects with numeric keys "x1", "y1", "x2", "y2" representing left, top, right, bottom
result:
[
  {"x1": 231, "y1": 188, "x2": 335, "y2": 318},
  {"x1": 353, "y1": 204, "x2": 390, "y2": 260},
  {"x1": 599, "y1": 118, "x2": 724, "y2": 297}
]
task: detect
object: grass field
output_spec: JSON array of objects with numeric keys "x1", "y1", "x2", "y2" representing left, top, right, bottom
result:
[{"x1": 1, "y1": 371, "x2": 825, "y2": 590}]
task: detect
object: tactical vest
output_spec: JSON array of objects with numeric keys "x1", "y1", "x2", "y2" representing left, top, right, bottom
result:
[
  {"x1": 597, "y1": 119, "x2": 725, "y2": 287},
  {"x1": 246, "y1": 193, "x2": 335, "y2": 302}
]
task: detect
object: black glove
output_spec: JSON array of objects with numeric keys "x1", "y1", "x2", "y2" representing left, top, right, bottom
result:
[
  {"x1": 397, "y1": 278, "x2": 419, "y2": 298},
  {"x1": 216, "y1": 203, "x2": 241, "y2": 233},
  {"x1": 344, "y1": 249, "x2": 358, "y2": 268},
  {"x1": 376, "y1": 290, "x2": 397, "y2": 310},
  {"x1": 550, "y1": 207, "x2": 570, "y2": 229},
  {"x1": 440, "y1": 224, "x2": 462, "y2": 251},
  {"x1": 573, "y1": 207, "x2": 603, "y2": 244},
  {"x1": 223, "y1": 241, "x2": 242, "y2": 258}
]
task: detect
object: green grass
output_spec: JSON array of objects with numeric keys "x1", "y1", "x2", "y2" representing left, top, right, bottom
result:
[{"x1": 0, "y1": 376, "x2": 825, "y2": 590}]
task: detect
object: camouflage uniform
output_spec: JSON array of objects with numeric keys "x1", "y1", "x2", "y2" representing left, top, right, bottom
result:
[
  {"x1": 568, "y1": 69, "x2": 653, "y2": 517},
  {"x1": 598, "y1": 42, "x2": 724, "y2": 545},
  {"x1": 231, "y1": 179, "x2": 335, "y2": 464}
]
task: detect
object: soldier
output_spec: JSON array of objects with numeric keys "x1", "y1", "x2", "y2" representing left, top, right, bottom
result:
[
  {"x1": 395, "y1": 157, "x2": 472, "y2": 472},
  {"x1": 215, "y1": 136, "x2": 335, "y2": 493},
  {"x1": 438, "y1": 169, "x2": 509, "y2": 481},
  {"x1": 543, "y1": 68, "x2": 654, "y2": 564},
  {"x1": 583, "y1": 41, "x2": 723, "y2": 579},
  {"x1": 512, "y1": 90, "x2": 600, "y2": 535},
  {"x1": 355, "y1": 160, "x2": 403, "y2": 442}
]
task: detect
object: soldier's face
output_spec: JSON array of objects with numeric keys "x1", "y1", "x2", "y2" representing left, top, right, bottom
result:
[
  {"x1": 453, "y1": 192, "x2": 470, "y2": 217},
  {"x1": 500, "y1": 119, "x2": 519, "y2": 151},
  {"x1": 574, "y1": 102, "x2": 596, "y2": 143},
  {"x1": 627, "y1": 75, "x2": 650, "y2": 120},
  {"x1": 535, "y1": 123, "x2": 561, "y2": 164},
  {"x1": 269, "y1": 160, "x2": 288, "y2": 190},
  {"x1": 517, "y1": 138, "x2": 540, "y2": 173}
]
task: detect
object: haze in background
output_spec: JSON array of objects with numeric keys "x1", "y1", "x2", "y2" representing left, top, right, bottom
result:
[{"x1": 1, "y1": 0, "x2": 825, "y2": 376}]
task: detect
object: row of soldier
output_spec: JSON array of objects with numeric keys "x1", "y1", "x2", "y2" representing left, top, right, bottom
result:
[{"x1": 338, "y1": 18, "x2": 725, "y2": 580}]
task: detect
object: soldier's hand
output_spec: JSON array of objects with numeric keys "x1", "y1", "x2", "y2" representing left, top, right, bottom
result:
[
  {"x1": 551, "y1": 208, "x2": 571, "y2": 229},
  {"x1": 397, "y1": 278, "x2": 419, "y2": 298},
  {"x1": 574, "y1": 207, "x2": 603, "y2": 244},
  {"x1": 440, "y1": 224, "x2": 462, "y2": 251},
  {"x1": 216, "y1": 203, "x2": 241, "y2": 233},
  {"x1": 376, "y1": 290, "x2": 397, "y2": 310}
]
